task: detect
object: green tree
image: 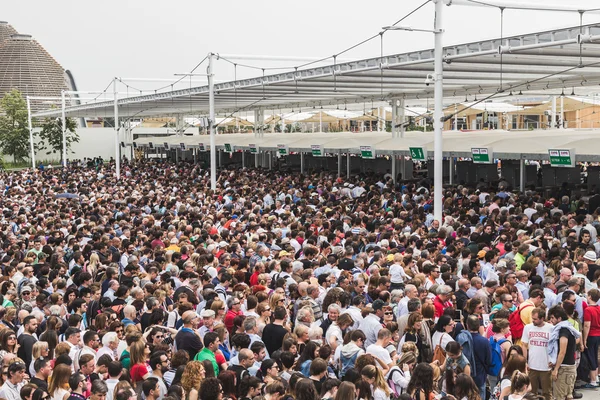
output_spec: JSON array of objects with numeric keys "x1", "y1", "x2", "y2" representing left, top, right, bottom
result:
[
  {"x1": 0, "y1": 89, "x2": 30, "y2": 162},
  {"x1": 35, "y1": 115, "x2": 79, "y2": 160}
]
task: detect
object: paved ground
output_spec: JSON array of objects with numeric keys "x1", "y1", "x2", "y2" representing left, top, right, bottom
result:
[{"x1": 579, "y1": 388, "x2": 598, "y2": 400}]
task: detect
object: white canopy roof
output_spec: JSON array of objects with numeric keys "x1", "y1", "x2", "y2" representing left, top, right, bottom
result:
[{"x1": 134, "y1": 128, "x2": 600, "y2": 161}]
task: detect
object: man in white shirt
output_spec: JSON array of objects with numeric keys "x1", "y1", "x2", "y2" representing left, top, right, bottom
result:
[
  {"x1": 366, "y1": 328, "x2": 396, "y2": 368},
  {"x1": 396, "y1": 284, "x2": 417, "y2": 318},
  {"x1": 358, "y1": 300, "x2": 385, "y2": 347},
  {"x1": 105, "y1": 361, "x2": 122, "y2": 400},
  {"x1": 0, "y1": 362, "x2": 26, "y2": 400},
  {"x1": 521, "y1": 308, "x2": 553, "y2": 400}
]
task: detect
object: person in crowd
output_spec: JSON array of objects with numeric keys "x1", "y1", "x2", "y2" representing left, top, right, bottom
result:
[{"x1": 0, "y1": 157, "x2": 599, "y2": 400}]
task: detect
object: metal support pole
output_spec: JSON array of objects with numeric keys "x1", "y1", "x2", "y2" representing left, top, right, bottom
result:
[
  {"x1": 269, "y1": 152, "x2": 272, "y2": 170},
  {"x1": 347, "y1": 153, "x2": 351, "y2": 178},
  {"x1": 255, "y1": 153, "x2": 259, "y2": 168},
  {"x1": 26, "y1": 97, "x2": 35, "y2": 169},
  {"x1": 194, "y1": 148, "x2": 197, "y2": 163},
  {"x1": 453, "y1": 103, "x2": 458, "y2": 131},
  {"x1": 449, "y1": 156, "x2": 454, "y2": 185},
  {"x1": 519, "y1": 157, "x2": 525, "y2": 193},
  {"x1": 113, "y1": 81, "x2": 120, "y2": 178},
  {"x1": 392, "y1": 101, "x2": 398, "y2": 138},
  {"x1": 219, "y1": 150, "x2": 222, "y2": 167},
  {"x1": 560, "y1": 96, "x2": 565, "y2": 128},
  {"x1": 391, "y1": 155, "x2": 396, "y2": 184},
  {"x1": 338, "y1": 152, "x2": 342, "y2": 177},
  {"x1": 399, "y1": 98, "x2": 406, "y2": 138},
  {"x1": 61, "y1": 90, "x2": 67, "y2": 168},
  {"x1": 301, "y1": 152, "x2": 305, "y2": 174},
  {"x1": 433, "y1": 0, "x2": 444, "y2": 223},
  {"x1": 551, "y1": 96, "x2": 556, "y2": 129},
  {"x1": 281, "y1": 114, "x2": 285, "y2": 134},
  {"x1": 208, "y1": 53, "x2": 217, "y2": 190},
  {"x1": 242, "y1": 151, "x2": 245, "y2": 168}
]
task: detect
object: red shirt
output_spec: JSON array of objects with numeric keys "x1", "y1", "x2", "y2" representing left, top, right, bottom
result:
[
  {"x1": 224, "y1": 309, "x2": 242, "y2": 334},
  {"x1": 130, "y1": 363, "x2": 148, "y2": 382},
  {"x1": 584, "y1": 305, "x2": 600, "y2": 336},
  {"x1": 433, "y1": 296, "x2": 452, "y2": 318},
  {"x1": 249, "y1": 271, "x2": 260, "y2": 286}
]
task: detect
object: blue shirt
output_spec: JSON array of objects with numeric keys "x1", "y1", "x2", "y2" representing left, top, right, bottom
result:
[{"x1": 471, "y1": 332, "x2": 491, "y2": 386}]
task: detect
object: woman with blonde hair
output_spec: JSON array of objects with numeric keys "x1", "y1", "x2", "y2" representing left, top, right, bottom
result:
[
  {"x1": 49, "y1": 363, "x2": 71, "y2": 400},
  {"x1": 87, "y1": 252, "x2": 101, "y2": 278},
  {"x1": 181, "y1": 360, "x2": 206, "y2": 400},
  {"x1": 361, "y1": 364, "x2": 391, "y2": 400},
  {"x1": 28, "y1": 341, "x2": 49, "y2": 376},
  {"x1": 269, "y1": 292, "x2": 286, "y2": 311},
  {"x1": 211, "y1": 299, "x2": 226, "y2": 325}
]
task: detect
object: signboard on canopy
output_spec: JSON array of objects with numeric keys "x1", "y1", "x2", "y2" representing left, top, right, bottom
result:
[
  {"x1": 149, "y1": 142, "x2": 154, "y2": 149},
  {"x1": 198, "y1": 143, "x2": 206, "y2": 152},
  {"x1": 180, "y1": 143, "x2": 186, "y2": 150},
  {"x1": 471, "y1": 147, "x2": 493, "y2": 164},
  {"x1": 277, "y1": 144, "x2": 289, "y2": 156},
  {"x1": 249, "y1": 144, "x2": 259, "y2": 154},
  {"x1": 163, "y1": 142, "x2": 170, "y2": 150},
  {"x1": 548, "y1": 149, "x2": 575, "y2": 167},
  {"x1": 409, "y1": 147, "x2": 427, "y2": 161},
  {"x1": 224, "y1": 143, "x2": 233, "y2": 153},
  {"x1": 360, "y1": 146, "x2": 375, "y2": 159},
  {"x1": 311, "y1": 145, "x2": 324, "y2": 157}
]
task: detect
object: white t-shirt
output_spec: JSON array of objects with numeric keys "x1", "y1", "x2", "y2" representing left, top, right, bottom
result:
[
  {"x1": 521, "y1": 322, "x2": 552, "y2": 371},
  {"x1": 366, "y1": 343, "x2": 392, "y2": 365},
  {"x1": 389, "y1": 264, "x2": 405, "y2": 284},
  {"x1": 431, "y1": 331, "x2": 453, "y2": 352}
]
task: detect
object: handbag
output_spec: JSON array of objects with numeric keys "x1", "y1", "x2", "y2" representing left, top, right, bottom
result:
[{"x1": 432, "y1": 334, "x2": 446, "y2": 365}]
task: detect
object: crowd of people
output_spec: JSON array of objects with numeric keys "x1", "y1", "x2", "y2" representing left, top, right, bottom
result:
[{"x1": 0, "y1": 157, "x2": 598, "y2": 400}]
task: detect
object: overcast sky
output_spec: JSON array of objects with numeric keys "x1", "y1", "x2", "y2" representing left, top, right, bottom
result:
[{"x1": 4, "y1": 0, "x2": 600, "y2": 94}]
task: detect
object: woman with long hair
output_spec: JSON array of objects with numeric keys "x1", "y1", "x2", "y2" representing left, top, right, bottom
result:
[
  {"x1": 0, "y1": 329, "x2": 18, "y2": 358},
  {"x1": 181, "y1": 361, "x2": 206, "y2": 400},
  {"x1": 295, "y1": 341, "x2": 320, "y2": 377},
  {"x1": 431, "y1": 316, "x2": 455, "y2": 355},
  {"x1": 388, "y1": 351, "x2": 417, "y2": 396},
  {"x1": 48, "y1": 363, "x2": 71, "y2": 400},
  {"x1": 295, "y1": 379, "x2": 320, "y2": 400},
  {"x1": 440, "y1": 341, "x2": 471, "y2": 394},
  {"x1": 218, "y1": 370, "x2": 237, "y2": 400},
  {"x1": 29, "y1": 341, "x2": 49, "y2": 376},
  {"x1": 407, "y1": 363, "x2": 437, "y2": 400},
  {"x1": 211, "y1": 300, "x2": 226, "y2": 325},
  {"x1": 399, "y1": 312, "x2": 424, "y2": 362},
  {"x1": 453, "y1": 373, "x2": 480, "y2": 400},
  {"x1": 129, "y1": 340, "x2": 151, "y2": 388},
  {"x1": 361, "y1": 365, "x2": 391, "y2": 400},
  {"x1": 87, "y1": 252, "x2": 101, "y2": 278},
  {"x1": 334, "y1": 382, "x2": 356, "y2": 400}
]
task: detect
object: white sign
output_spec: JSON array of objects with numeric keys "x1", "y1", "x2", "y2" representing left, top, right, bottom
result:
[
  {"x1": 277, "y1": 144, "x2": 289, "y2": 156},
  {"x1": 360, "y1": 146, "x2": 375, "y2": 159},
  {"x1": 179, "y1": 143, "x2": 186, "y2": 150},
  {"x1": 163, "y1": 142, "x2": 169, "y2": 150},
  {"x1": 249, "y1": 144, "x2": 259, "y2": 154},
  {"x1": 198, "y1": 143, "x2": 206, "y2": 152},
  {"x1": 311, "y1": 145, "x2": 324, "y2": 157}
]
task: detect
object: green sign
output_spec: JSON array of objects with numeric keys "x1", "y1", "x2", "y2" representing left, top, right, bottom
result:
[
  {"x1": 163, "y1": 142, "x2": 169, "y2": 150},
  {"x1": 548, "y1": 149, "x2": 575, "y2": 167},
  {"x1": 249, "y1": 144, "x2": 259, "y2": 154},
  {"x1": 149, "y1": 142, "x2": 154, "y2": 149},
  {"x1": 198, "y1": 143, "x2": 205, "y2": 152},
  {"x1": 277, "y1": 144, "x2": 289, "y2": 156},
  {"x1": 311, "y1": 145, "x2": 324, "y2": 157},
  {"x1": 224, "y1": 143, "x2": 233, "y2": 153},
  {"x1": 179, "y1": 143, "x2": 186, "y2": 150},
  {"x1": 409, "y1": 147, "x2": 427, "y2": 161},
  {"x1": 471, "y1": 147, "x2": 492, "y2": 164},
  {"x1": 360, "y1": 146, "x2": 375, "y2": 159}
]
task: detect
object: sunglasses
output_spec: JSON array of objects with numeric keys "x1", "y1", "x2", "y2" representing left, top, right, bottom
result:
[{"x1": 384, "y1": 312, "x2": 393, "y2": 315}]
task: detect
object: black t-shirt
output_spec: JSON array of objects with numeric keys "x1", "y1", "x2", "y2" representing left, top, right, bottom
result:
[
  {"x1": 559, "y1": 327, "x2": 577, "y2": 365},
  {"x1": 17, "y1": 333, "x2": 37, "y2": 367},
  {"x1": 339, "y1": 258, "x2": 354, "y2": 271},
  {"x1": 262, "y1": 323, "x2": 288, "y2": 355},
  {"x1": 30, "y1": 377, "x2": 48, "y2": 391}
]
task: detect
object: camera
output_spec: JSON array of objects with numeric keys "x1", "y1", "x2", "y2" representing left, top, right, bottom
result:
[{"x1": 425, "y1": 74, "x2": 435, "y2": 86}]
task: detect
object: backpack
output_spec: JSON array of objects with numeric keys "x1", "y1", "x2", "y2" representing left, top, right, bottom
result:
[
  {"x1": 387, "y1": 368, "x2": 405, "y2": 400},
  {"x1": 490, "y1": 376, "x2": 510, "y2": 400},
  {"x1": 508, "y1": 303, "x2": 533, "y2": 340},
  {"x1": 488, "y1": 337, "x2": 509, "y2": 377},
  {"x1": 455, "y1": 330, "x2": 477, "y2": 377}
]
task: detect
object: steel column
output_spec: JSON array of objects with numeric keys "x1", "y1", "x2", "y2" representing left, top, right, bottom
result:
[
  {"x1": 209, "y1": 53, "x2": 217, "y2": 190},
  {"x1": 26, "y1": 97, "x2": 35, "y2": 169},
  {"x1": 62, "y1": 90, "x2": 67, "y2": 168},
  {"x1": 520, "y1": 158, "x2": 525, "y2": 193},
  {"x1": 113, "y1": 81, "x2": 120, "y2": 178},
  {"x1": 301, "y1": 152, "x2": 305, "y2": 174},
  {"x1": 433, "y1": 0, "x2": 444, "y2": 223}
]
